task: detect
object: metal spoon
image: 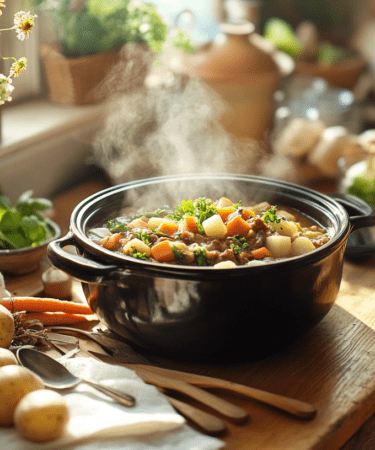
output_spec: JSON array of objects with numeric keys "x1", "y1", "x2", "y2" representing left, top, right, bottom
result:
[{"x1": 16, "y1": 348, "x2": 135, "y2": 407}]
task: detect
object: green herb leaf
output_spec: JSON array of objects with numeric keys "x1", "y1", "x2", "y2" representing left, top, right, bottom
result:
[
  {"x1": 132, "y1": 252, "x2": 148, "y2": 260},
  {"x1": 262, "y1": 206, "x2": 281, "y2": 224},
  {"x1": 171, "y1": 245, "x2": 184, "y2": 261},
  {"x1": 194, "y1": 248, "x2": 210, "y2": 266},
  {"x1": 133, "y1": 230, "x2": 151, "y2": 245},
  {"x1": 168, "y1": 197, "x2": 217, "y2": 233},
  {"x1": 0, "y1": 190, "x2": 54, "y2": 249},
  {"x1": 106, "y1": 220, "x2": 127, "y2": 232}
]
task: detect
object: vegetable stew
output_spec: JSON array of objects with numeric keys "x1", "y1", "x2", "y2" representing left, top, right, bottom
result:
[{"x1": 88, "y1": 197, "x2": 330, "y2": 267}]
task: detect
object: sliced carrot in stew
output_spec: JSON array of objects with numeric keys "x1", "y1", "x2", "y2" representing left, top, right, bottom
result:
[
  {"x1": 252, "y1": 247, "x2": 272, "y2": 260},
  {"x1": 185, "y1": 216, "x2": 199, "y2": 233},
  {"x1": 241, "y1": 209, "x2": 255, "y2": 220},
  {"x1": 216, "y1": 207, "x2": 236, "y2": 222},
  {"x1": 226, "y1": 216, "x2": 251, "y2": 237},
  {"x1": 151, "y1": 240, "x2": 176, "y2": 262},
  {"x1": 102, "y1": 233, "x2": 122, "y2": 250},
  {"x1": 158, "y1": 221, "x2": 179, "y2": 235}
]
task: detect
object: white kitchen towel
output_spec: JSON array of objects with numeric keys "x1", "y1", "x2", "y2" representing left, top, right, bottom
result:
[{"x1": 1, "y1": 358, "x2": 225, "y2": 450}]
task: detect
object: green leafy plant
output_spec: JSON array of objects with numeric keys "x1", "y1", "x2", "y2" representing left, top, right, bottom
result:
[
  {"x1": 0, "y1": 190, "x2": 56, "y2": 250},
  {"x1": 263, "y1": 17, "x2": 351, "y2": 63},
  {"x1": 32, "y1": 0, "x2": 193, "y2": 58},
  {"x1": 347, "y1": 155, "x2": 375, "y2": 208}
]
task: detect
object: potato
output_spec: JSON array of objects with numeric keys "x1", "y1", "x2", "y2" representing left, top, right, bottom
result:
[
  {"x1": 0, "y1": 348, "x2": 18, "y2": 367},
  {"x1": 122, "y1": 238, "x2": 151, "y2": 257},
  {"x1": 265, "y1": 235, "x2": 292, "y2": 258},
  {"x1": 291, "y1": 237, "x2": 316, "y2": 256},
  {"x1": 0, "y1": 365, "x2": 44, "y2": 426},
  {"x1": 202, "y1": 214, "x2": 227, "y2": 239},
  {"x1": 0, "y1": 304, "x2": 14, "y2": 349},
  {"x1": 14, "y1": 389, "x2": 69, "y2": 442},
  {"x1": 272, "y1": 220, "x2": 299, "y2": 237}
]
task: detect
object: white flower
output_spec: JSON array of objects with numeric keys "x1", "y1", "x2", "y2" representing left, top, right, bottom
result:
[
  {"x1": 9, "y1": 57, "x2": 27, "y2": 77},
  {"x1": 0, "y1": 75, "x2": 14, "y2": 105},
  {"x1": 13, "y1": 10, "x2": 37, "y2": 41}
]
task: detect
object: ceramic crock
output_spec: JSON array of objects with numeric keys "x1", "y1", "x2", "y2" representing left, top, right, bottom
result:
[{"x1": 47, "y1": 174, "x2": 375, "y2": 361}]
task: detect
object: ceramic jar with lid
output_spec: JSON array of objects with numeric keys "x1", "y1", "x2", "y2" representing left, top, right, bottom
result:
[{"x1": 173, "y1": 21, "x2": 294, "y2": 142}]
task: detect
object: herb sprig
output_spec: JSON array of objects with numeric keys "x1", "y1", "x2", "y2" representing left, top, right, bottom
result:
[
  {"x1": 261, "y1": 206, "x2": 280, "y2": 224},
  {"x1": 0, "y1": 189, "x2": 55, "y2": 250},
  {"x1": 167, "y1": 197, "x2": 217, "y2": 233},
  {"x1": 194, "y1": 248, "x2": 210, "y2": 266}
]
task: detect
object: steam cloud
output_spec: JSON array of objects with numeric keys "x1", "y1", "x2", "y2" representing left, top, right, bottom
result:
[{"x1": 92, "y1": 44, "x2": 285, "y2": 184}]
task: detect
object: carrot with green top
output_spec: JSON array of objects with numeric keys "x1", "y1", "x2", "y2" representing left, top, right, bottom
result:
[
  {"x1": 252, "y1": 247, "x2": 272, "y2": 260},
  {"x1": 0, "y1": 297, "x2": 93, "y2": 315},
  {"x1": 151, "y1": 240, "x2": 175, "y2": 262}
]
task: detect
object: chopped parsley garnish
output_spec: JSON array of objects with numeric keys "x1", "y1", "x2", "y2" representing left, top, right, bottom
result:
[
  {"x1": 130, "y1": 208, "x2": 168, "y2": 221},
  {"x1": 230, "y1": 244, "x2": 242, "y2": 255},
  {"x1": 131, "y1": 252, "x2": 148, "y2": 260},
  {"x1": 233, "y1": 200, "x2": 242, "y2": 209},
  {"x1": 106, "y1": 220, "x2": 127, "y2": 232},
  {"x1": 231, "y1": 235, "x2": 250, "y2": 254},
  {"x1": 194, "y1": 248, "x2": 210, "y2": 266},
  {"x1": 133, "y1": 230, "x2": 151, "y2": 245},
  {"x1": 171, "y1": 245, "x2": 184, "y2": 261},
  {"x1": 261, "y1": 206, "x2": 280, "y2": 224},
  {"x1": 167, "y1": 197, "x2": 217, "y2": 233}
]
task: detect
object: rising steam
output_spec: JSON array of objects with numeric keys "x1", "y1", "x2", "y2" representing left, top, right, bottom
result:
[{"x1": 91, "y1": 43, "x2": 287, "y2": 185}]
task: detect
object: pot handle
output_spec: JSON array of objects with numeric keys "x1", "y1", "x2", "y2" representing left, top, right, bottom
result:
[
  {"x1": 47, "y1": 232, "x2": 119, "y2": 283},
  {"x1": 329, "y1": 193, "x2": 375, "y2": 232}
]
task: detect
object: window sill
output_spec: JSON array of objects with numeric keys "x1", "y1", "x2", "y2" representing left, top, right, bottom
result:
[{"x1": 0, "y1": 98, "x2": 106, "y2": 201}]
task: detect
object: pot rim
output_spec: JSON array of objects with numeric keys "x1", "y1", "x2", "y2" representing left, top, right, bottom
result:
[{"x1": 69, "y1": 173, "x2": 351, "y2": 275}]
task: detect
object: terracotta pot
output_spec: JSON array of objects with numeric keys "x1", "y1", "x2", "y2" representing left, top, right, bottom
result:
[
  {"x1": 294, "y1": 54, "x2": 367, "y2": 90},
  {"x1": 173, "y1": 22, "x2": 294, "y2": 142},
  {"x1": 39, "y1": 43, "x2": 149, "y2": 105}
]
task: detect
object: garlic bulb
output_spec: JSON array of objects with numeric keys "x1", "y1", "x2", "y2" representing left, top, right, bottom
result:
[
  {"x1": 308, "y1": 126, "x2": 362, "y2": 177},
  {"x1": 273, "y1": 118, "x2": 325, "y2": 158}
]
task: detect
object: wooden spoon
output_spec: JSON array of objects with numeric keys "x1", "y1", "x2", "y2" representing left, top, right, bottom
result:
[
  {"x1": 159, "y1": 388, "x2": 227, "y2": 435},
  {"x1": 130, "y1": 364, "x2": 317, "y2": 420},
  {"x1": 133, "y1": 367, "x2": 248, "y2": 424}
]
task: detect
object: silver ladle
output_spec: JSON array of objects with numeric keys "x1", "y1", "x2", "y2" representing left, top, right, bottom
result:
[{"x1": 16, "y1": 348, "x2": 135, "y2": 407}]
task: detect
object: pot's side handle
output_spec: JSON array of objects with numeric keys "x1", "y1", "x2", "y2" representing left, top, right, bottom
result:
[
  {"x1": 47, "y1": 232, "x2": 119, "y2": 283},
  {"x1": 328, "y1": 193, "x2": 375, "y2": 232}
]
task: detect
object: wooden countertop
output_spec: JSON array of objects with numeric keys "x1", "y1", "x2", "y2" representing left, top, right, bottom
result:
[{"x1": 4, "y1": 177, "x2": 375, "y2": 450}]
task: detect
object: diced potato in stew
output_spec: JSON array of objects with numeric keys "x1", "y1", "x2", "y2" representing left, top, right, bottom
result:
[{"x1": 88, "y1": 197, "x2": 330, "y2": 267}]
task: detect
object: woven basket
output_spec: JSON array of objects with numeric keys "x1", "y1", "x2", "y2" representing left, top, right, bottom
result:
[{"x1": 39, "y1": 43, "x2": 123, "y2": 105}]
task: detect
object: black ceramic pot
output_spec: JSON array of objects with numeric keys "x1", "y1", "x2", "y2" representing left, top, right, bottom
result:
[{"x1": 47, "y1": 174, "x2": 375, "y2": 361}]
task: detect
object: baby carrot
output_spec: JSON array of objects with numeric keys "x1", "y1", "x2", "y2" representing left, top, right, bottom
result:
[
  {"x1": 226, "y1": 216, "x2": 251, "y2": 237},
  {"x1": 252, "y1": 247, "x2": 272, "y2": 260},
  {"x1": 20, "y1": 312, "x2": 95, "y2": 325},
  {"x1": 158, "y1": 221, "x2": 179, "y2": 236},
  {"x1": 0, "y1": 297, "x2": 93, "y2": 315},
  {"x1": 151, "y1": 240, "x2": 175, "y2": 262},
  {"x1": 102, "y1": 233, "x2": 122, "y2": 250}
]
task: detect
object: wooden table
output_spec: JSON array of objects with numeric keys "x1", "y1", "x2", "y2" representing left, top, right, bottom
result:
[{"x1": 5, "y1": 177, "x2": 375, "y2": 450}]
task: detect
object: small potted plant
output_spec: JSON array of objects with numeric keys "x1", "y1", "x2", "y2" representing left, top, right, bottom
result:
[{"x1": 32, "y1": 0, "x2": 193, "y2": 105}]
